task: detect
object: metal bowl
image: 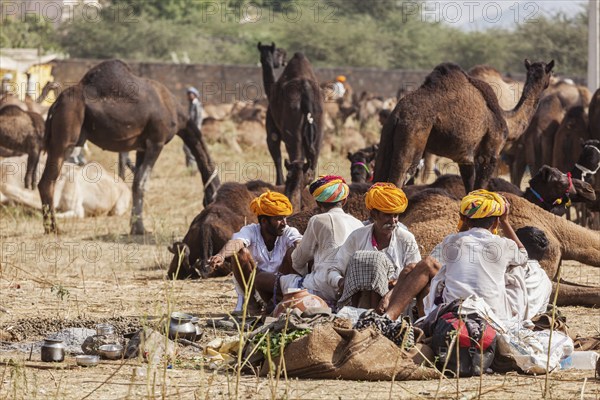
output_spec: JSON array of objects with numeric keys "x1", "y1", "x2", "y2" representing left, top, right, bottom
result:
[
  {"x1": 76, "y1": 355, "x2": 99, "y2": 367},
  {"x1": 98, "y1": 344, "x2": 123, "y2": 360},
  {"x1": 96, "y1": 323, "x2": 115, "y2": 336}
]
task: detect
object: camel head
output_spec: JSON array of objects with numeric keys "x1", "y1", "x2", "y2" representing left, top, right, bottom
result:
[
  {"x1": 575, "y1": 139, "x2": 600, "y2": 181},
  {"x1": 523, "y1": 59, "x2": 554, "y2": 90},
  {"x1": 528, "y1": 165, "x2": 594, "y2": 210},
  {"x1": 257, "y1": 41, "x2": 287, "y2": 68},
  {"x1": 347, "y1": 144, "x2": 378, "y2": 183}
]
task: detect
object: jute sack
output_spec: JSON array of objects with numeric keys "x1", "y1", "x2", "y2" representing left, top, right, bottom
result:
[{"x1": 260, "y1": 323, "x2": 439, "y2": 381}]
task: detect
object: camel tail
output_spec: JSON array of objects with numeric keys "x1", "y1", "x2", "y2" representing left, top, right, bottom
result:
[
  {"x1": 43, "y1": 95, "x2": 60, "y2": 151},
  {"x1": 300, "y1": 80, "x2": 321, "y2": 163}
]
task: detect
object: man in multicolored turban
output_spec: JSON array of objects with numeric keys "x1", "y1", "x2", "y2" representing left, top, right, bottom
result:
[
  {"x1": 273, "y1": 175, "x2": 364, "y2": 305},
  {"x1": 328, "y1": 183, "x2": 438, "y2": 319},
  {"x1": 425, "y1": 189, "x2": 528, "y2": 323},
  {"x1": 207, "y1": 191, "x2": 302, "y2": 314}
]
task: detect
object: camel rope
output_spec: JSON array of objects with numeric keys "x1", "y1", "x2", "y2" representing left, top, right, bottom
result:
[{"x1": 204, "y1": 167, "x2": 219, "y2": 190}]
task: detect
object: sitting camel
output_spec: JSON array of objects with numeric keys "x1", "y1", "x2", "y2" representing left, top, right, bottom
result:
[
  {"x1": 39, "y1": 59, "x2": 220, "y2": 235},
  {"x1": 0, "y1": 105, "x2": 45, "y2": 189},
  {"x1": 1, "y1": 156, "x2": 130, "y2": 218},
  {"x1": 258, "y1": 43, "x2": 324, "y2": 211},
  {"x1": 375, "y1": 60, "x2": 554, "y2": 192}
]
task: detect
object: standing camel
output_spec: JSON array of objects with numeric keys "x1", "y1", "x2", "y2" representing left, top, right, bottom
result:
[
  {"x1": 39, "y1": 59, "x2": 220, "y2": 235},
  {"x1": 258, "y1": 43, "x2": 324, "y2": 209},
  {"x1": 375, "y1": 59, "x2": 554, "y2": 192}
]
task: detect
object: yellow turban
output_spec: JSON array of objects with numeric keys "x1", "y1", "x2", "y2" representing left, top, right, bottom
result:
[
  {"x1": 365, "y1": 183, "x2": 408, "y2": 214},
  {"x1": 460, "y1": 189, "x2": 507, "y2": 219},
  {"x1": 250, "y1": 191, "x2": 293, "y2": 217}
]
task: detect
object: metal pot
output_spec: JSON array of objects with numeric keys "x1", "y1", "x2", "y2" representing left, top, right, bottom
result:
[
  {"x1": 96, "y1": 323, "x2": 115, "y2": 336},
  {"x1": 168, "y1": 312, "x2": 196, "y2": 341},
  {"x1": 41, "y1": 337, "x2": 65, "y2": 362}
]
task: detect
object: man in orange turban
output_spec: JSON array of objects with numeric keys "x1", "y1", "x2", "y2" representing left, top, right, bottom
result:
[
  {"x1": 207, "y1": 191, "x2": 302, "y2": 314},
  {"x1": 326, "y1": 183, "x2": 440, "y2": 328}
]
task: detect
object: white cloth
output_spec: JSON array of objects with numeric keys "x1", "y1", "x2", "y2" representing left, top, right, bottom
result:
[
  {"x1": 522, "y1": 259, "x2": 552, "y2": 318},
  {"x1": 428, "y1": 228, "x2": 528, "y2": 323},
  {"x1": 327, "y1": 223, "x2": 421, "y2": 290},
  {"x1": 231, "y1": 224, "x2": 302, "y2": 273},
  {"x1": 332, "y1": 82, "x2": 346, "y2": 98},
  {"x1": 290, "y1": 208, "x2": 363, "y2": 302}
]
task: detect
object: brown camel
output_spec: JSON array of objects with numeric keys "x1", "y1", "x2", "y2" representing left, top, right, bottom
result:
[
  {"x1": 589, "y1": 88, "x2": 600, "y2": 141},
  {"x1": 551, "y1": 106, "x2": 590, "y2": 173},
  {"x1": 258, "y1": 43, "x2": 324, "y2": 211},
  {"x1": 375, "y1": 60, "x2": 554, "y2": 192},
  {"x1": 347, "y1": 144, "x2": 378, "y2": 183},
  {"x1": 167, "y1": 180, "x2": 317, "y2": 279},
  {"x1": 39, "y1": 59, "x2": 220, "y2": 235},
  {"x1": 0, "y1": 105, "x2": 45, "y2": 189}
]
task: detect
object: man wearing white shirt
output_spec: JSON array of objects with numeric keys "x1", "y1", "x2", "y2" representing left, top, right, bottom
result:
[{"x1": 207, "y1": 191, "x2": 302, "y2": 313}]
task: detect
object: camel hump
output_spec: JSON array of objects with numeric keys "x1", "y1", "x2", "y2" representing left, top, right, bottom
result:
[
  {"x1": 0, "y1": 104, "x2": 26, "y2": 116},
  {"x1": 80, "y1": 59, "x2": 139, "y2": 101},
  {"x1": 468, "y1": 64, "x2": 501, "y2": 77},
  {"x1": 422, "y1": 62, "x2": 465, "y2": 87},
  {"x1": 292, "y1": 52, "x2": 307, "y2": 60}
]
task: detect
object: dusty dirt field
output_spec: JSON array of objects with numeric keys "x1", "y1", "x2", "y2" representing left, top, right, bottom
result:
[{"x1": 1, "y1": 122, "x2": 599, "y2": 399}]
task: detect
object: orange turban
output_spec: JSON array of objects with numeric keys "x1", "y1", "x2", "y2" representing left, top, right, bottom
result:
[
  {"x1": 460, "y1": 189, "x2": 507, "y2": 219},
  {"x1": 336, "y1": 75, "x2": 346, "y2": 83},
  {"x1": 365, "y1": 183, "x2": 408, "y2": 214},
  {"x1": 250, "y1": 191, "x2": 293, "y2": 217}
]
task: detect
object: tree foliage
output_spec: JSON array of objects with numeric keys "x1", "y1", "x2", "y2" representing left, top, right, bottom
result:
[{"x1": 1, "y1": 0, "x2": 589, "y2": 78}]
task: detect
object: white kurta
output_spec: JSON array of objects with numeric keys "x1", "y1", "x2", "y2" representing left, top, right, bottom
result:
[
  {"x1": 288, "y1": 207, "x2": 363, "y2": 301},
  {"x1": 232, "y1": 224, "x2": 302, "y2": 273},
  {"x1": 430, "y1": 228, "x2": 528, "y2": 322},
  {"x1": 327, "y1": 223, "x2": 422, "y2": 290}
]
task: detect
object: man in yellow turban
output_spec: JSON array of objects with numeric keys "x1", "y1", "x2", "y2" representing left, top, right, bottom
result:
[
  {"x1": 271, "y1": 176, "x2": 364, "y2": 305},
  {"x1": 325, "y1": 183, "x2": 438, "y2": 319},
  {"x1": 424, "y1": 189, "x2": 528, "y2": 324},
  {"x1": 207, "y1": 191, "x2": 302, "y2": 314}
]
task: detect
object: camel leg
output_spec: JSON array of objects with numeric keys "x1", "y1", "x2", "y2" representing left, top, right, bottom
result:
[
  {"x1": 554, "y1": 280, "x2": 600, "y2": 306},
  {"x1": 266, "y1": 110, "x2": 284, "y2": 185},
  {"x1": 39, "y1": 87, "x2": 84, "y2": 234},
  {"x1": 130, "y1": 145, "x2": 162, "y2": 235},
  {"x1": 118, "y1": 152, "x2": 133, "y2": 181},
  {"x1": 25, "y1": 150, "x2": 40, "y2": 190}
]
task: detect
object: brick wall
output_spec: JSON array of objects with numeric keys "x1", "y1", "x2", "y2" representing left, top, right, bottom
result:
[{"x1": 49, "y1": 58, "x2": 439, "y2": 104}]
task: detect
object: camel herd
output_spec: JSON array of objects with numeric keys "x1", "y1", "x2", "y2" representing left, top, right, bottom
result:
[{"x1": 1, "y1": 46, "x2": 599, "y2": 307}]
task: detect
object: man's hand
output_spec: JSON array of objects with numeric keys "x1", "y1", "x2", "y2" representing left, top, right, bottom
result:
[
  {"x1": 376, "y1": 291, "x2": 392, "y2": 315},
  {"x1": 337, "y1": 278, "x2": 345, "y2": 296},
  {"x1": 207, "y1": 254, "x2": 225, "y2": 270}
]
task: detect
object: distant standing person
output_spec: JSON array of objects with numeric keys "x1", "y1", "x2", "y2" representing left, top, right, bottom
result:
[{"x1": 184, "y1": 87, "x2": 203, "y2": 169}]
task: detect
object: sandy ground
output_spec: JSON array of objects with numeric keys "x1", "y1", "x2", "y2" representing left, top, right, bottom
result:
[{"x1": 1, "y1": 126, "x2": 599, "y2": 399}]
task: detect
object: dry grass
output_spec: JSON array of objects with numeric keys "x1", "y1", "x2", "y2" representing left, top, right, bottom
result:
[{"x1": 0, "y1": 123, "x2": 599, "y2": 399}]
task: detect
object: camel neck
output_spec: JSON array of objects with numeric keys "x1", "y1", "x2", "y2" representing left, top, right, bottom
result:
[
  {"x1": 505, "y1": 77, "x2": 547, "y2": 141},
  {"x1": 261, "y1": 61, "x2": 276, "y2": 101}
]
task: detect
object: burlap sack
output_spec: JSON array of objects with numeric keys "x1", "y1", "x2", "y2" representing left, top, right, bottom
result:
[{"x1": 260, "y1": 323, "x2": 439, "y2": 381}]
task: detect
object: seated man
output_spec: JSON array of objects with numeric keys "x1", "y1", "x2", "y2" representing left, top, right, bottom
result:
[
  {"x1": 328, "y1": 182, "x2": 440, "y2": 316},
  {"x1": 278, "y1": 175, "x2": 364, "y2": 306},
  {"x1": 426, "y1": 189, "x2": 528, "y2": 324},
  {"x1": 206, "y1": 191, "x2": 302, "y2": 313}
]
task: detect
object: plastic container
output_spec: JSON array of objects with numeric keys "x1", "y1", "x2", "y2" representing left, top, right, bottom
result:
[{"x1": 570, "y1": 351, "x2": 599, "y2": 370}]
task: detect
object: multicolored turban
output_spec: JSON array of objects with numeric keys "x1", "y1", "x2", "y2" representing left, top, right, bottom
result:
[
  {"x1": 459, "y1": 189, "x2": 507, "y2": 219},
  {"x1": 250, "y1": 191, "x2": 293, "y2": 217},
  {"x1": 309, "y1": 175, "x2": 349, "y2": 203},
  {"x1": 364, "y1": 182, "x2": 408, "y2": 214}
]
